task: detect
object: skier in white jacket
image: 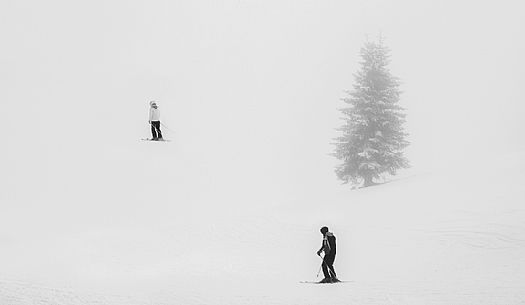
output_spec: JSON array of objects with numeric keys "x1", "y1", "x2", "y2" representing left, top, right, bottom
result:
[{"x1": 148, "y1": 101, "x2": 163, "y2": 141}]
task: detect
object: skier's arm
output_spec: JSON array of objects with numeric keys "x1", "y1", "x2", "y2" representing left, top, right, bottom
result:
[
  {"x1": 319, "y1": 237, "x2": 334, "y2": 256},
  {"x1": 317, "y1": 243, "x2": 325, "y2": 256},
  {"x1": 148, "y1": 108, "x2": 152, "y2": 123},
  {"x1": 320, "y1": 246, "x2": 332, "y2": 255}
]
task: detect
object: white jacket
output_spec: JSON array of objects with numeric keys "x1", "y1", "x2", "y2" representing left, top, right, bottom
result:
[{"x1": 149, "y1": 107, "x2": 160, "y2": 121}]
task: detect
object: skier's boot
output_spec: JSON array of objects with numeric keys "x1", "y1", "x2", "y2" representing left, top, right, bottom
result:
[
  {"x1": 319, "y1": 278, "x2": 331, "y2": 284},
  {"x1": 330, "y1": 277, "x2": 340, "y2": 283}
]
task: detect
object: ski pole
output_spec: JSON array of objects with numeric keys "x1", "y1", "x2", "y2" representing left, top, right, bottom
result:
[
  {"x1": 160, "y1": 122, "x2": 176, "y2": 134},
  {"x1": 317, "y1": 264, "x2": 323, "y2": 278},
  {"x1": 316, "y1": 255, "x2": 325, "y2": 278}
]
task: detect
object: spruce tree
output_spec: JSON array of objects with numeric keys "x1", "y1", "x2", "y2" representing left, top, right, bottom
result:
[{"x1": 334, "y1": 39, "x2": 409, "y2": 187}]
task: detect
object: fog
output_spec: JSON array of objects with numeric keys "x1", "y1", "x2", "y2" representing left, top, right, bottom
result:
[
  {"x1": 1, "y1": 1, "x2": 525, "y2": 302},
  {"x1": 3, "y1": 0, "x2": 524, "y2": 165}
]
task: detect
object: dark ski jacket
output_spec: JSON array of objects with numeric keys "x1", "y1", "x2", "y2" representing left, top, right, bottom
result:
[{"x1": 319, "y1": 232, "x2": 336, "y2": 256}]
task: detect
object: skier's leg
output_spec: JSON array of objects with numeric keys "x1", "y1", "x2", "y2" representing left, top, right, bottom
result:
[
  {"x1": 325, "y1": 255, "x2": 337, "y2": 279},
  {"x1": 156, "y1": 122, "x2": 163, "y2": 139},
  {"x1": 321, "y1": 261, "x2": 331, "y2": 279},
  {"x1": 328, "y1": 264, "x2": 337, "y2": 278},
  {"x1": 151, "y1": 123, "x2": 157, "y2": 139}
]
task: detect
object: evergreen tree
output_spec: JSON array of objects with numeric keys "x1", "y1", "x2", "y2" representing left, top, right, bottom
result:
[{"x1": 333, "y1": 39, "x2": 409, "y2": 187}]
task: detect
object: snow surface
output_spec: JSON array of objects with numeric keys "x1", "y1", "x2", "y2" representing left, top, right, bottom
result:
[{"x1": 1, "y1": 136, "x2": 524, "y2": 304}]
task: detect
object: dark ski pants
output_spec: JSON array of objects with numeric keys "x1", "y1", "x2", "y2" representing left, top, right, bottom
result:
[
  {"x1": 151, "y1": 121, "x2": 163, "y2": 139},
  {"x1": 322, "y1": 255, "x2": 337, "y2": 279}
]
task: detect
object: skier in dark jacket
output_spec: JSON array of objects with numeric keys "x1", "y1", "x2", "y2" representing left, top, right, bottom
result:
[{"x1": 316, "y1": 226, "x2": 339, "y2": 283}]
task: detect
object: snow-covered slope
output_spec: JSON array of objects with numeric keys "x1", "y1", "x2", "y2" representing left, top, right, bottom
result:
[
  {"x1": 1, "y1": 137, "x2": 524, "y2": 305},
  {"x1": 2, "y1": 0, "x2": 524, "y2": 303}
]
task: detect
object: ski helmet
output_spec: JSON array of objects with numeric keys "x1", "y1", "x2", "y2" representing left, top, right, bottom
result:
[{"x1": 320, "y1": 226, "x2": 329, "y2": 234}]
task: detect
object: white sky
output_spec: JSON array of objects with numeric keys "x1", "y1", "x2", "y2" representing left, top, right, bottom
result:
[{"x1": 1, "y1": 0, "x2": 525, "y2": 188}]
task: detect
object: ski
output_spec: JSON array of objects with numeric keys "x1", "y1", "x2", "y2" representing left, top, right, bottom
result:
[
  {"x1": 299, "y1": 280, "x2": 349, "y2": 284},
  {"x1": 140, "y1": 138, "x2": 170, "y2": 142}
]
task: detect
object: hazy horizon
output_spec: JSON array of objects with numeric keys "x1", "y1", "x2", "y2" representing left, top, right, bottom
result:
[{"x1": 3, "y1": 0, "x2": 524, "y2": 173}]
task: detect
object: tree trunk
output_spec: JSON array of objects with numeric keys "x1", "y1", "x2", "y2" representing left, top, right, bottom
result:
[{"x1": 362, "y1": 176, "x2": 375, "y2": 188}]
